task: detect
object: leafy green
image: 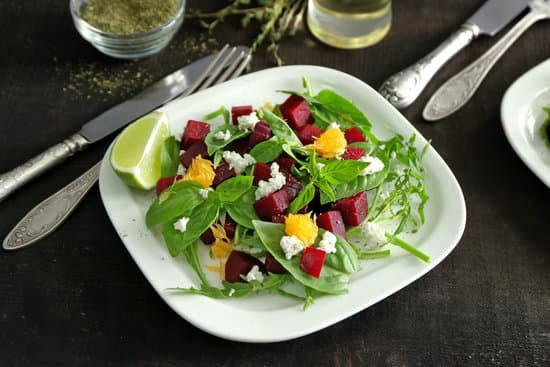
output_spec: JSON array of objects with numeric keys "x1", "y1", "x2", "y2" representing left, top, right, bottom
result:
[
  {"x1": 314, "y1": 89, "x2": 372, "y2": 131},
  {"x1": 323, "y1": 233, "x2": 359, "y2": 274},
  {"x1": 204, "y1": 124, "x2": 250, "y2": 155},
  {"x1": 358, "y1": 249, "x2": 391, "y2": 260},
  {"x1": 386, "y1": 234, "x2": 430, "y2": 263},
  {"x1": 184, "y1": 241, "x2": 211, "y2": 287},
  {"x1": 288, "y1": 182, "x2": 315, "y2": 213},
  {"x1": 320, "y1": 160, "x2": 369, "y2": 186},
  {"x1": 225, "y1": 189, "x2": 259, "y2": 229},
  {"x1": 146, "y1": 181, "x2": 203, "y2": 227},
  {"x1": 262, "y1": 108, "x2": 302, "y2": 147},
  {"x1": 216, "y1": 176, "x2": 253, "y2": 203},
  {"x1": 160, "y1": 136, "x2": 181, "y2": 178},
  {"x1": 203, "y1": 106, "x2": 230, "y2": 124},
  {"x1": 253, "y1": 221, "x2": 350, "y2": 295},
  {"x1": 249, "y1": 137, "x2": 283, "y2": 162}
]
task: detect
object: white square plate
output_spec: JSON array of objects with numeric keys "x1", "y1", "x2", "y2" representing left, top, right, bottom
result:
[
  {"x1": 99, "y1": 65, "x2": 466, "y2": 342},
  {"x1": 501, "y1": 58, "x2": 550, "y2": 188}
]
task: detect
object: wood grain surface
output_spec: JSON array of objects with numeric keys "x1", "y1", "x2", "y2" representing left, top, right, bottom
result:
[{"x1": 0, "y1": 0, "x2": 548, "y2": 365}]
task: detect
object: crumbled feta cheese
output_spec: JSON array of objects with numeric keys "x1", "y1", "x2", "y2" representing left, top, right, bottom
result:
[
  {"x1": 316, "y1": 163, "x2": 325, "y2": 171},
  {"x1": 359, "y1": 155, "x2": 385, "y2": 175},
  {"x1": 222, "y1": 151, "x2": 256, "y2": 174},
  {"x1": 361, "y1": 221, "x2": 387, "y2": 249},
  {"x1": 318, "y1": 231, "x2": 337, "y2": 254},
  {"x1": 245, "y1": 265, "x2": 264, "y2": 283},
  {"x1": 176, "y1": 164, "x2": 187, "y2": 175},
  {"x1": 199, "y1": 188, "x2": 210, "y2": 199},
  {"x1": 379, "y1": 144, "x2": 386, "y2": 150},
  {"x1": 173, "y1": 216, "x2": 190, "y2": 233},
  {"x1": 214, "y1": 129, "x2": 232, "y2": 141},
  {"x1": 328, "y1": 122, "x2": 341, "y2": 130},
  {"x1": 390, "y1": 151, "x2": 397, "y2": 160},
  {"x1": 280, "y1": 235, "x2": 305, "y2": 260},
  {"x1": 237, "y1": 112, "x2": 260, "y2": 130},
  {"x1": 228, "y1": 288, "x2": 235, "y2": 297},
  {"x1": 255, "y1": 162, "x2": 286, "y2": 200}
]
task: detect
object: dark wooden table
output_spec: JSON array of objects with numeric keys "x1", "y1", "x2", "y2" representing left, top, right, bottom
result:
[{"x1": 1, "y1": 1, "x2": 549, "y2": 365}]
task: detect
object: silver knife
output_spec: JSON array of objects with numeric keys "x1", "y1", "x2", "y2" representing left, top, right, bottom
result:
[
  {"x1": 423, "y1": 0, "x2": 550, "y2": 121},
  {"x1": 0, "y1": 46, "x2": 248, "y2": 203},
  {"x1": 379, "y1": 0, "x2": 530, "y2": 110}
]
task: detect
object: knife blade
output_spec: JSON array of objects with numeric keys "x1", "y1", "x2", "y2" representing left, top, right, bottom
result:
[
  {"x1": 379, "y1": 0, "x2": 530, "y2": 110},
  {"x1": 0, "y1": 46, "x2": 249, "y2": 202}
]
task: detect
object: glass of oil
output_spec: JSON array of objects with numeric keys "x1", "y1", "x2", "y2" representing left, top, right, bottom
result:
[{"x1": 307, "y1": 0, "x2": 392, "y2": 49}]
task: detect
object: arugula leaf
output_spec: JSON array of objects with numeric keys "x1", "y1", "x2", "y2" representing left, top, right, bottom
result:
[
  {"x1": 160, "y1": 136, "x2": 181, "y2": 178},
  {"x1": 184, "y1": 240, "x2": 211, "y2": 287},
  {"x1": 249, "y1": 137, "x2": 283, "y2": 162},
  {"x1": 216, "y1": 176, "x2": 253, "y2": 203},
  {"x1": 262, "y1": 108, "x2": 302, "y2": 147},
  {"x1": 203, "y1": 106, "x2": 230, "y2": 124},
  {"x1": 288, "y1": 182, "x2": 315, "y2": 213},
  {"x1": 253, "y1": 221, "x2": 350, "y2": 295},
  {"x1": 323, "y1": 232, "x2": 359, "y2": 274},
  {"x1": 314, "y1": 89, "x2": 372, "y2": 131},
  {"x1": 146, "y1": 181, "x2": 203, "y2": 227},
  {"x1": 358, "y1": 250, "x2": 391, "y2": 259},
  {"x1": 225, "y1": 189, "x2": 260, "y2": 229},
  {"x1": 386, "y1": 233, "x2": 430, "y2": 263},
  {"x1": 204, "y1": 124, "x2": 250, "y2": 155},
  {"x1": 320, "y1": 160, "x2": 369, "y2": 185}
]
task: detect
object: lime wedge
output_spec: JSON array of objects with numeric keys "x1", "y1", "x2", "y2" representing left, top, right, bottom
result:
[{"x1": 110, "y1": 111, "x2": 170, "y2": 190}]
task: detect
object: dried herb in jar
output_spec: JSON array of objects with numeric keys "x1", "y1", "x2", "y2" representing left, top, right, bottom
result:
[{"x1": 81, "y1": 0, "x2": 180, "y2": 35}]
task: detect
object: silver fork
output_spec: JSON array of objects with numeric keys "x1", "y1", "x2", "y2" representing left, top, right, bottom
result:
[
  {"x1": 423, "y1": 0, "x2": 550, "y2": 121},
  {"x1": 3, "y1": 46, "x2": 251, "y2": 251}
]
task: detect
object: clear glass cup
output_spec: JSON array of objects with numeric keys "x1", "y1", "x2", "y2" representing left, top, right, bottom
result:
[{"x1": 307, "y1": 0, "x2": 392, "y2": 49}]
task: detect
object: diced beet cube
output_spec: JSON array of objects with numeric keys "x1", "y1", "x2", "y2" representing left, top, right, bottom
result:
[
  {"x1": 180, "y1": 142, "x2": 208, "y2": 168},
  {"x1": 298, "y1": 124, "x2": 322, "y2": 144},
  {"x1": 308, "y1": 189, "x2": 332, "y2": 214},
  {"x1": 271, "y1": 214, "x2": 286, "y2": 223},
  {"x1": 317, "y1": 210, "x2": 347, "y2": 238},
  {"x1": 231, "y1": 105, "x2": 254, "y2": 125},
  {"x1": 223, "y1": 217, "x2": 236, "y2": 239},
  {"x1": 182, "y1": 120, "x2": 210, "y2": 149},
  {"x1": 253, "y1": 162, "x2": 271, "y2": 185},
  {"x1": 247, "y1": 121, "x2": 271, "y2": 148},
  {"x1": 156, "y1": 175, "x2": 183, "y2": 195},
  {"x1": 300, "y1": 247, "x2": 326, "y2": 278},
  {"x1": 225, "y1": 251, "x2": 264, "y2": 283},
  {"x1": 212, "y1": 162, "x2": 236, "y2": 187},
  {"x1": 229, "y1": 138, "x2": 249, "y2": 155},
  {"x1": 264, "y1": 253, "x2": 287, "y2": 274},
  {"x1": 200, "y1": 228, "x2": 215, "y2": 245},
  {"x1": 254, "y1": 189, "x2": 289, "y2": 220},
  {"x1": 276, "y1": 155, "x2": 296, "y2": 174},
  {"x1": 280, "y1": 94, "x2": 312, "y2": 130},
  {"x1": 332, "y1": 192, "x2": 368, "y2": 227},
  {"x1": 342, "y1": 146, "x2": 365, "y2": 160},
  {"x1": 283, "y1": 174, "x2": 302, "y2": 202},
  {"x1": 344, "y1": 127, "x2": 366, "y2": 144}
]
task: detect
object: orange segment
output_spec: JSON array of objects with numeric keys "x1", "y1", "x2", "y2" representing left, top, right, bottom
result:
[
  {"x1": 313, "y1": 127, "x2": 347, "y2": 158},
  {"x1": 284, "y1": 213, "x2": 319, "y2": 246},
  {"x1": 182, "y1": 156, "x2": 215, "y2": 188},
  {"x1": 210, "y1": 224, "x2": 234, "y2": 258}
]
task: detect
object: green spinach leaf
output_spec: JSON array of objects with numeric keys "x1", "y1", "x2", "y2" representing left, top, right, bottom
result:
[
  {"x1": 225, "y1": 189, "x2": 259, "y2": 229},
  {"x1": 288, "y1": 182, "x2": 315, "y2": 213},
  {"x1": 204, "y1": 124, "x2": 250, "y2": 155},
  {"x1": 323, "y1": 232, "x2": 359, "y2": 274},
  {"x1": 249, "y1": 137, "x2": 283, "y2": 162},
  {"x1": 216, "y1": 176, "x2": 253, "y2": 203},
  {"x1": 320, "y1": 160, "x2": 369, "y2": 185},
  {"x1": 262, "y1": 108, "x2": 302, "y2": 147},
  {"x1": 314, "y1": 89, "x2": 372, "y2": 131},
  {"x1": 146, "y1": 181, "x2": 203, "y2": 227},
  {"x1": 160, "y1": 136, "x2": 181, "y2": 178}
]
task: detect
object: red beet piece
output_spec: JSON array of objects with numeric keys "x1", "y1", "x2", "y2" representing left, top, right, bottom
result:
[
  {"x1": 231, "y1": 105, "x2": 254, "y2": 125},
  {"x1": 182, "y1": 120, "x2": 210, "y2": 149},
  {"x1": 298, "y1": 124, "x2": 322, "y2": 144},
  {"x1": 332, "y1": 192, "x2": 368, "y2": 227},
  {"x1": 283, "y1": 174, "x2": 302, "y2": 201},
  {"x1": 225, "y1": 251, "x2": 264, "y2": 283},
  {"x1": 212, "y1": 162, "x2": 236, "y2": 187},
  {"x1": 317, "y1": 210, "x2": 347, "y2": 238},
  {"x1": 223, "y1": 217, "x2": 236, "y2": 239},
  {"x1": 253, "y1": 162, "x2": 271, "y2": 185},
  {"x1": 280, "y1": 94, "x2": 312, "y2": 130},
  {"x1": 264, "y1": 253, "x2": 287, "y2": 274},
  {"x1": 155, "y1": 175, "x2": 183, "y2": 195},
  {"x1": 276, "y1": 155, "x2": 296, "y2": 174},
  {"x1": 229, "y1": 138, "x2": 249, "y2": 155},
  {"x1": 254, "y1": 189, "x2": 289, "y2": 220},
  {"x1": 271, "y1": 214, "x2": 286, "y2": 223},
  {"x1": 300, "y1": 247, "x2": 326, "y2": 278},
  {"x1": 200, "y1": 229, "x2": 215, "y2": 244},
  {"x1": 344, "y1": 127, "x2": 366, "y2": 144},
  {"x1": 180, "y1": 141, "x2": 208, "y2": 168},
  {"x1": 247, "y1": 121, "x2": 272, "y2": 148},
  {"x1": 342, "y1": 146, "x2": 365, "y2": 160}
]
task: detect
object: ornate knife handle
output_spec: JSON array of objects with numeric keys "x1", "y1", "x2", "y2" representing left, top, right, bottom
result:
[
  {"x1": 0, "y1": 134, "x2": 90, "y2": 203},
  {"x1": 379, "y1": 24, "x2": 479, "y2": 110},
  {"x1": 423, "y1": 3, "x2": 549, "y2": 121},
  {"x1": 3, "y1": 162, "x2": 101, "y2": 250}
]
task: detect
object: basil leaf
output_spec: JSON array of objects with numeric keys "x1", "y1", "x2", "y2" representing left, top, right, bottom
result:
[
  {"x1": 160, "y1": 136, "x2": 181, "y2": 178},
  {"x1": 204, "y1": 124, "x2": 250, "y2": 155},
  {"x1": 216, "y1": 176, "x2": 253, "y2": 203},
  {"x1": 320, "y1": 170, "x2": 388, "y2": 205},
  {"x1": 249, "y1": 137, "x2": 283, "y2": 163},
  {"x1": 203, "y1": 106, "x2": 230, "y2": 124},
  {"x1": 314, "y1": 89, "x2": 372, "y2": 131},
  {"x1": 184, "y1": 240, "x2": 211, "y2": 287},
  {"x1": 146, "y1": 181, "x2": 203, "y2": 227},
  {"x1": 320, "y1": 160, "x2": 369, "y2": 185},
  {"x1": 316, "y1": 180, "x2": 336, "y2": 203},
  {"x1": 253, "y1": 221, "x2": 350, "y2": 295},
  {"x1": 225, "y1": 189, "x2": 259, "y2": 229},
  {"x1": 162, "y1": 221, "x2": 188, "y2": 257},
  {"x1": 262, "y1": 108, "x2": 302, "y2": 147},
  {"x1": 323, "y1": 232, "x2": 359, "y2": 274},
  {"x1": 288, "y1": 182, "x2": 315, "y2": 213}
]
